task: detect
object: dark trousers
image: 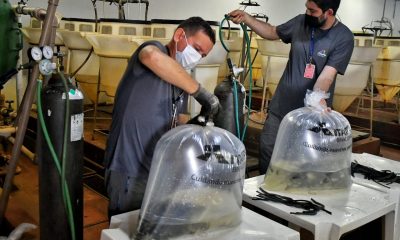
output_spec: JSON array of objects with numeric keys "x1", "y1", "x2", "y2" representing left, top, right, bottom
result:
[
  {"x1": 105, "y1": 169, "x2": 148, "y2": 219},
  {"x1": 259, "y1": 112, "x2": 281, "y2": 174}
]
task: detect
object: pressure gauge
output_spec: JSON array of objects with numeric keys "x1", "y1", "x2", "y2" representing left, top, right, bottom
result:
[
  {"x1": 42, "y1": 45, "x2": 54, "y2": 60},
  {"x1": 38, "y1": 59, "x2": 56, "y2": 76},
  {"x1": 29, "y1": 46, "x2": 42, "y2": 61}
]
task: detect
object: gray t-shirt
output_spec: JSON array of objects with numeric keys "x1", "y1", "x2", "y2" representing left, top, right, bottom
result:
[
  {"x1": 269, "y1": 14, "x2": 354, "y2": 118},
  {"x1": 104, "y1": 40, "x2": 188, "y2": 176}
]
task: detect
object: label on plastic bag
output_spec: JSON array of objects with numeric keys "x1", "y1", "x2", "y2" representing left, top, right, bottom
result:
[
  {"x1": 190, "y1": 174, "x2": 242, "y2": 185},
  {"x1": 193, "y1": 145, "x2": 245, "y2": 185},
  {"x1": 303, "y1": 122, "x2": 352, "y2": 153},
  {"x1": 304, "y1": 122, "x2": 352, "y2": 153}
]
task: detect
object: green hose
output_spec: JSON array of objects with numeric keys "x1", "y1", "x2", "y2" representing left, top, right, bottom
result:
[
  {"x1": 36, "y1": 80, "x2": 62, "y2": 174},
  {"x1": 37, "y1": 78, "x2": 76, "y2": 240},
  {"x1": 219, "y1": 15, "x2": 253, "y2": 141},
  {"x1": 219, "y1": 15, "x2": 231, "y2": 52},
  {"x1": 59, "y1": 71, "x2": 76, "y2": 240},
  {"x1": 240, "y1": 24, "x2": 253, "y2": 142},
  {"x1": 233, "y1": 79, "x2": 241, "y2": 137}
]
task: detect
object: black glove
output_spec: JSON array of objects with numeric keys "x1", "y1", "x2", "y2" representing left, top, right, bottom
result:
[{"x1": 191, "y1": 85, "x2": 220, "y2": 118}]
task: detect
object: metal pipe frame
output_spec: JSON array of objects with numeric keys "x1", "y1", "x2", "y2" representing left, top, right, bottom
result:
[
  {"x1": 0, "y1": 0, "x2": 60, "y2": 225},
  {"x1": 96, "y1": 0, "x2": 149, "y2": 20}
]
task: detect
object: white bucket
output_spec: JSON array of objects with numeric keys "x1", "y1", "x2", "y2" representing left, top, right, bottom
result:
[
  {"x1": 84, "y1": 33, "x2": 143, "y2": 100},
  {"x1": 57, "y1": 18, "x2": 102, "y2": 104},
  {"x1": 373, "y1": 45, "x2": 400, "y2": 101},
  {"x1": 333, "y1": 46, "x2": 381, "y2": 112}
]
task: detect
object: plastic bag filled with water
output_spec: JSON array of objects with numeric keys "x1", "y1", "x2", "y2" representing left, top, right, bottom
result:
[
  {"x1": 135, "y1": 125, "x2": 246, "y2": 239},
  {"x1": 263, "y1": 90, "x2": 352, "y2": 193}
]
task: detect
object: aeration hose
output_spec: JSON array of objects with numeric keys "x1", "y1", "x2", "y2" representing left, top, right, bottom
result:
[
  {"x1": 219, "y1": 15, "x2": 253, "y2": 141},
  {"x1": 70, "y1": 0, "x2": 98, "y2": 79},
  {"x1": 232, "y1": 79, "x2": 241, "y2": 137}
]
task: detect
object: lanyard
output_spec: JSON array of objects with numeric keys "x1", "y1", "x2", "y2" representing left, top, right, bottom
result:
[
  {"x1": 308, "y1": 20, "x2": 338, "y2": 64},
  {"x1": 308, "y1": 28, "x2": 315, "y2": 64},
  {"x1": 170, "y1": 88, "x2": 184, "y2": 129}
]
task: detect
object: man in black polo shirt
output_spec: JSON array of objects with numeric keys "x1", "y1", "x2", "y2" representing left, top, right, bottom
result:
[
  {"x1": 104, "y1": 17, "x2": 219, "y2": 217},
  {"x1": 229, "y1": 0, "x2": 354, "y2": 174}
]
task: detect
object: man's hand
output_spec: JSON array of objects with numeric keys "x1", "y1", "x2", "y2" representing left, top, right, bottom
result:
[
  {"x1": 192, "y1": 85, "x2": 220, "y2": 117},
  {"x1": 228, "y1": 10, "x2": 250, "y2": 24},
  {"x1": 319, "y1": 99, "x2": 332, "y2": 112}
]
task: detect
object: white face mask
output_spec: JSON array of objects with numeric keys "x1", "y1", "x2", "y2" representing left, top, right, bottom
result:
[{"x1": 175, "y1": 32, "x2": 202, "y2": 70}]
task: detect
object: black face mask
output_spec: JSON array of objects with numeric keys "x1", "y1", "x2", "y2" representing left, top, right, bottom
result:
[{"x1": 305, "y1": 13, "x2": 327, "y2": 28}]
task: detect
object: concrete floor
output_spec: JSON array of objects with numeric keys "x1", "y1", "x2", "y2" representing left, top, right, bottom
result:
[{"x1": 1, "y1": 153, "x2": 109, "y2": 240}]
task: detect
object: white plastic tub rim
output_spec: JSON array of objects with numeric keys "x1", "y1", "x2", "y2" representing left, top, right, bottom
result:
[
  {"x1": 353, "y1": 32, "x2": 374, "y2": 47},
  {"x1": 350, "y1": 46, "x2": 381, "y2": 64},
  {"x1": 99, "y1": 18, "x2": 151, "y2": 36},
  {"x1": 61, "y1": 17, "x2": 97, "y2": 32},
  {"x1": 374, "y1": 36, "x2": 400, "y2": 47},
  {"x1": 82, "y1": 32, "x2": 140, "y2": 58},
  {"x1": 150, "y1": 18, "x2": 220, "y2": 40},
  {"x1": 58, "y1": 30, "x2": 92, "y2": 50},
  {"x1": 21, "y1": 27, "x2": 64, "y2": 45},
  {"x1": 256, "y1": 38, "x2": 290, "y2": 57},
  {"x1": 199, "y1": 41, "x2": 229, "y2": 65}
]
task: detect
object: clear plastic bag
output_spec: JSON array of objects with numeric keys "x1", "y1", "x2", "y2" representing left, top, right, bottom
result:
[
  {"x1": 135, "y1": 125, "x2": 246, "y2": 239},
  {"x1": 263, "y1": 90, "x2": 352, "y2": 193}
]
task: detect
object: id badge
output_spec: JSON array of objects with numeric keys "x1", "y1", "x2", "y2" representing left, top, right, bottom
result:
[{"x1": 304, "y1": 63, "x2": 315, "y2": 79}]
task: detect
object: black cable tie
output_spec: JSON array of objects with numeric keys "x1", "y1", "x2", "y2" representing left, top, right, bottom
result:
[
  {"x1": 252, "y1": 188, "x2": 331, "y2": 215},
  {"x1": 351, "y1": 161, "x2": 400, "y2": 186},
  {"x1": 290, "y1": 210, "x2": 318, "y2": 215}
]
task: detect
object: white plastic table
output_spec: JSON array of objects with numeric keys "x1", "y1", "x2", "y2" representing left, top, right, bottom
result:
[
  {"x1": 243, "y1": 175, "x2": 397, "y2": 240},
  {"x1": 352, "y1": 153, "x2": 400, "y2": 178},
  {"x1": 101, "y1": 206, "x2": 300, "y2": 240},
  {"x1": 352, "y1": 153, "x2": 400, "y2": 240}
]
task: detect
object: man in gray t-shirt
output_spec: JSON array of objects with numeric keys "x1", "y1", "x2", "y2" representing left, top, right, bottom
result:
[
  {"x1": 230, "y1": 0, "x2": 354, "y2": 174},
  {"x1": 104, "y1": 17, "x2": 220, "y2": 217}
]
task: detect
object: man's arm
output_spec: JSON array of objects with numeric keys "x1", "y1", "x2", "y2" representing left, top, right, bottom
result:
[
  {"x1": 139, "y1": 44, "x2": 199, "y2": 94},
  {"x1": 313, "y1": 65, "x2": 337, "y2": 107},
  {"x1": 229, "y1": 10, "x2": 280, "y2": 40},
  {"x1": 139, "y1": 44, "x2": 220, "y2": 117}
]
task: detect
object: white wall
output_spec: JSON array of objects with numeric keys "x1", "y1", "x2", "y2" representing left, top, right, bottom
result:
[{"x1": 11, "y1": 0, "x2": 400, "y2": 35}]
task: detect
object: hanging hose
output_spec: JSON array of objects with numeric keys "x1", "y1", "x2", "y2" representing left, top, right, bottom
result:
[
  {"x1": 219, "y1": 15, "x2": 253, "y2": 141},
  {"x1": 241, "y1": 23, "x2": 253, "y2": 141},
  {"x1": 70, "y1": 0, "x2": 99, "y2": 80},
  {"x1": 36, "y1": 77, "x2": 76, "y2": 240},
  {"x1": 219, "y1": 15, "x2": 231, "y2": 53},
  {"x1": 70, "y1": 48, "x2": 93, "y2": 79},
  {"x1": 58, "y1": 71, "x2": 76, "y2": 240},
  {"x1": 232, "y1": 79, "x2": 241, "y2": 137}
]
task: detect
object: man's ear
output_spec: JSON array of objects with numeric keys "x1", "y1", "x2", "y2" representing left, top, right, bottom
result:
[
  {"x1": 326, "y1": 8, "x2": 334, "y2": 16},
  {"x1": 173, "y1": 28, "x2": 185, "y2": 43}
]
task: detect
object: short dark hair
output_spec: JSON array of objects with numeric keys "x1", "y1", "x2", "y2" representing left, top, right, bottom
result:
[
  {"x1": 177, "y1": 17, "x2": 216, "y2": 44},
  {"x1": 311, "y1": 0, "x2": 341, "y2": 15}
]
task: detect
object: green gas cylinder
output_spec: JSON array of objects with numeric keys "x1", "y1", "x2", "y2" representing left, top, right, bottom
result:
[{"x1": 0, "y1": 0, "x2": 22, "y2": 79}]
